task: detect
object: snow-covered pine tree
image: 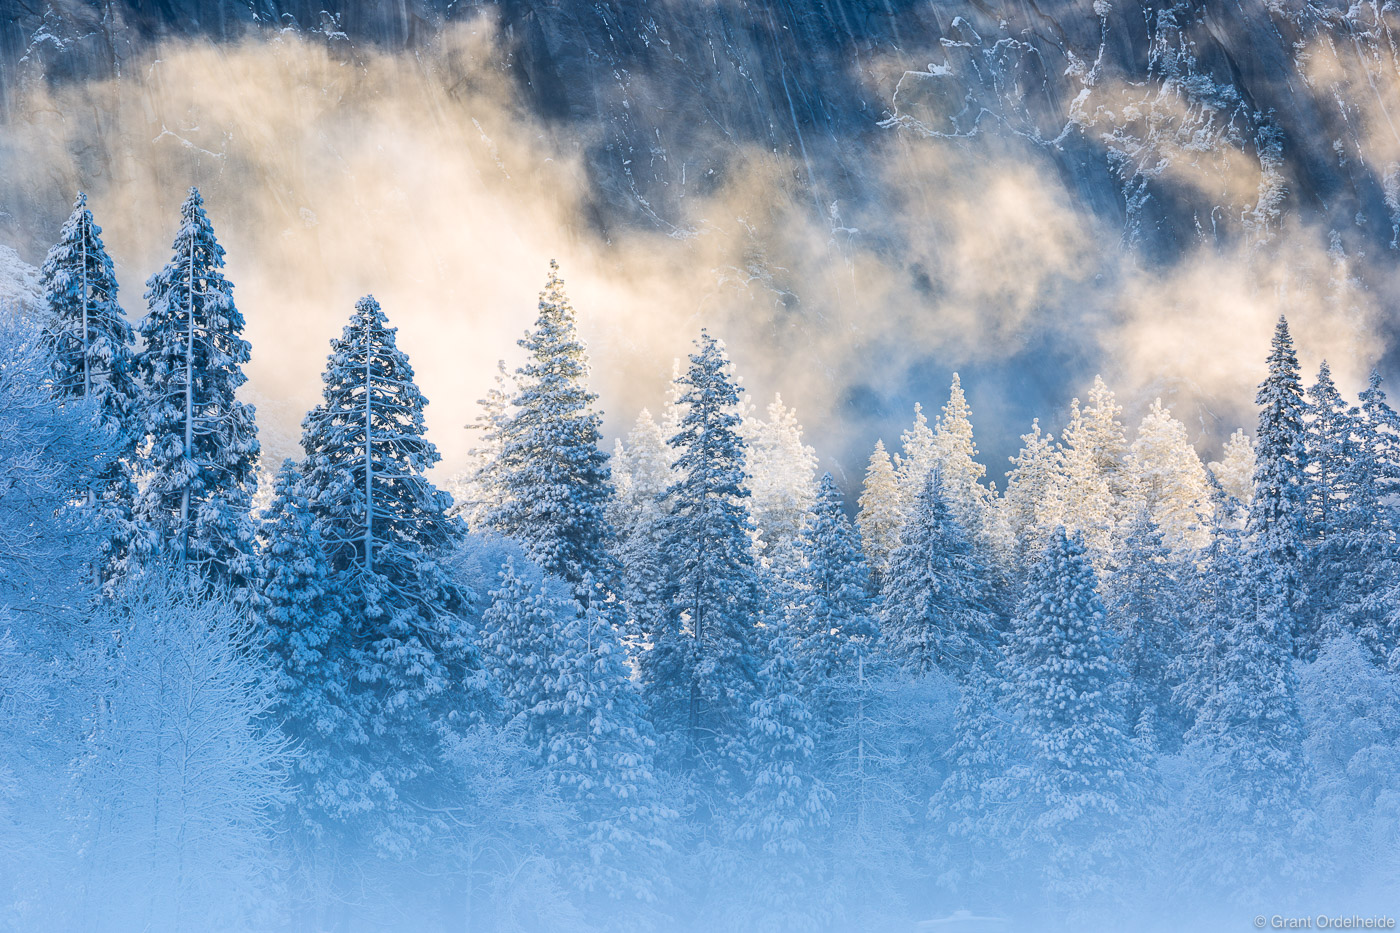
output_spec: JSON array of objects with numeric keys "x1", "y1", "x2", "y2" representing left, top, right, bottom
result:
[
  {"x1": 544, "y1": 593, "x2": 672, "y2": 910},
  {"x1": 894, "y1": 402, "x2": 938, "y2": 514},
  {"x1": 480, "y1": 557, "x2": 568, "y2": 737},
  {"x1": 792, "y1": 473, "x2": 878, "y2": 731},
  {"x1": 879, "y1": 469, "x2": 999, "y2": 678},
  {"x1": 1177, "y1": 536, "x2": 1317, "y2": 899},
  {"x1": 1302, "y1": 361, "x2": 1356, "y2": 548},
  {"x1": 480, "y1": 560, "x2": 672, "y2": 911},
  {"x1": 1103, "y1": 508, "x2": 1187, "y2": 750},
  {"x1": 255, "y1": 458, "x2": 353, "y2": 826},
  {"x1": 1300, "y1": 361, "x2": 1366, "y2": 652},
  {"x1": 299, "y1": 294, "x2": 480, "y2": 837},
  {"x1": 932, "y1": 374, "x2": 993, "y2": 543},
  {"x1": 133, "y1": 187, "x2": 260, "y2": 595},
  {"x1": 994, "y1": 527, "x2": 1154, "y2": 902},
  {"x1": 1041, "y1": 376, "x2": 1139, "y2": 567},
  {"x1": 446, "y1": 359, "x2": 514, "y2": 530},
  {"x1": 1129, "y1": 398, "x2": 1211, "y2": 552},
  {"x1": 994, "y1": 418, "x2": 1057, "y2": 572},
  {"x1": 1350, "y1": 371, "x2": 1400, "y2": 662},
  {"x1": 1358, "y1": 369, "x2": 1400, "y2": 503},
  {"x1": 1173, "y1": 493, "x2": 1254, "y2": 720},
  {"x1": 610, "y1": 409, "x2": 674, "y2": 651},
  {"x1": 1248, "y1": 316, "x2": 1309, "y2": 657},
  {"x1": 645, "y1": 330, "x2": 761, "y2": 781},
  {"x1": 1208, "y1": 427, "x2": 1256, "y2": 510},
  {"x1": 930, "y1": 669, "x2": 1018, "y2": 896},
  {"x1": 741, "y1": 393, "x2": 817, "y2": 573},
  {"x1": 487, "y1": 261, "x2": 615, "y2": 589},
  {"x1": 39, "y1": 192, "x2": 139, "y2": 582},
  {"x1": 856, "y1": 439, "x2": 902, "y2": 586},
  {"x1": 732, "y1": 618, "x2": 834, "y2": 932}
]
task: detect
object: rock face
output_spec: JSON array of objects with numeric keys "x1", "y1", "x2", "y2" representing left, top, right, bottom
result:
[
  {"x1": 5, "y1": 0, "x2": 1397, "y2": 262},
  {"x1": 3, "y1": 1, "x2": 1399, "y2": 468}
]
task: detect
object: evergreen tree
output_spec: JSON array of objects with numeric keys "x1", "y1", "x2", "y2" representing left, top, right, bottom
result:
[
  {"x1": 791, "y1": 474, "x2": 878, "y2": 729},
  {"x1": 733, "y1": 619, "x2": 834, "y2": 932},
  {"x1": 133, "y1": 187, "x2": 260, "y2": 595},
  {"x1": 299, "y1": 294, "x2": 480, "y2": 838},
  {"x1": 1042, "y1": 376, "x2": 1139, "y2": 567},
  {"x1": 993, "y1": 528, "x2": 1154, "y2": 902},
  {"x1": 610, "y1": 409, "x2": 674, "y2": 650},
  {"x1": 1103, "y1": 508, "x2": 1187, "y2": 749},
  {"x1": 1357, "y1": 369, "x2": 1400, "y2": 503},
  {"x1": 645, "y1": 330, "x2": 760, "y2": 780},
  {"x1": 481, "y1": 558, "x2": 568, "y2": 737},
  {"x1": 994, "y1": 418, "x2": 1057, "y2": 571},
  {"x1": 932, "y1": 374, "x2": 993, "y2": 542},
  {"x1": 481, "y1": 562, "x2": 672, "y2": 910},
  {"x1": 1301, "y1": 361, "x2": 1365, "y2": 650},
  {"x1": 1302, "y1": 361, "x2": 1356, "y2": 548},
  {"x1": 39, "y1": 192, "x2": 139, "y2": 581},
  {"x1": 879, "y1": 470, "x2": 998, "y2": 678},
  {"x1": 1350, "y1": 372, "x2": 1400, "y2": 662},
  {"x1": 894, "y1": 402, "x2": 937, "y2": 513},
  {"x1": 856, "y1": 439, "x2": 902, "y2": 585},
  {"x1": 446, "y1": 359, "x2": 514, "y2": 530},
  {"x1": 1129, "y1": 398, "x2": 1211, "y2": 552},
  {"x1": 545, "y1": 594, "x2": 672, "y2": 909},
  {"x1": 1208, "y1": 428, "x2": 1256, "y2": 509},
  {"x1": 487, "y1": 260, "x2": 615, "y2": 589},
  {"x1": 1248, "y1": 316, "x2": 1308, "y2": 656},
  {"x1": 930, "y1": 670, "x2": 1019, "y2": 895},
  {"x1": 1174, "y1": 495, "x2": 1254, "y2": 720},
  {"x1": 1178, "y1": 540, "x2": 1317, "y2": 899},
  {"x1": 255, "y1": 459, "x2": 353, "y2": 826},
  {"x1": 741, "y1": 393, "x2": 817, "y2": 572}
]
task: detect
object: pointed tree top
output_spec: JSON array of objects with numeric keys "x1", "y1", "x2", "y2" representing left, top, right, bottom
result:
[{"x1": 72, "y1": 191, "x2": 87, "y2": 210}]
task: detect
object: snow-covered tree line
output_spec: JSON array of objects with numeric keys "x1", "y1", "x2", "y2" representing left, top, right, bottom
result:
[{"x1": 2, "y1": 193, "x2": 1399, "y2": 932}]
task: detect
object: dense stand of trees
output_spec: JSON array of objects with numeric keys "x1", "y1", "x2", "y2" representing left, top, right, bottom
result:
[{"x1": 2, "y1": 192, "x2": 1399, "y2": 932}]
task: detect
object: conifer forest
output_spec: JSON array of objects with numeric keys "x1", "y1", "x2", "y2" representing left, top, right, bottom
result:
[{"x1": 4, "y1": 3, "x2": 1400, "y2": 933}]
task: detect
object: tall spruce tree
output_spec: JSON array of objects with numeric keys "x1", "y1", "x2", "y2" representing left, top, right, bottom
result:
[
  {"x1": 856, "y1": 439, "x2": 902, "y2": 586},
  {"x1": 481, "y1": 560, "x2": 672, "y2": 909},
  {"x1": 1248, "y1": 316, "x2": 1309, "y2": 657},
  {"x1": 545, "y1": 594, "x2": 672, "y2": 908},
  {"x1": 995, "y1": 418, "x2": 1057, "y2": 572},
  {"x1": 792, "y1": 474, "x2": 878, "y2": 729},
  {"x1": 1209, "y1": 428, "x2": 1257, "y2": 508},
  {"x1": 39, "y1": 192, "x2": 139, "y2": 581},
  {"x1": 733, "y1": 619, "x2": 834, "y2": 932},
  {"x1": 1041, "y1": 377, "x2": 1139, "y2": 567},
  {"x1": 610, "y1": 409, "x2": 674, "y2": 650},
  {"x1": 255, "y1": 459, "x2": 353, "y2": 825},
  {"x1": 879, "y1": 470, "x2": 999, "y2": 678},
  {"x1": 299, "y1": 294, "x2": 480, "y2": 836},
  {"x1": 994, "y1": 528, "x2": 1154, "y2": 902},
  {"x1": 932, "y1": 374, "x2": 994, "y2": 542},
  {"x1": 1103, "y1": 508, "x2": 1187, "y2": 750},
  {"x1": 1348, "y1": 372, "x2": 1400, "y2": 661},
  {"x1": 481, "y1": 558, "x2": 568, "y2": 738},
  {"x1": 1178, "y1": 541, "x2": 1317, "y2": 898},
  {"x1": 487, "y1": 260, "x2": 615, "y2": 589},
  {"x1": 1129, "y1": 399, "x2": 1211, "y2": 552},
  {"x1": 741, "y1": 394, "x2": 818, "y2": 574},
  {"x1": 645, "y1": 330, "x2": 760, "y2": 780},
  {"x1": 1301, "y1": 361, "x2": 1364, "y2": 651},
  {"x1": 134, "y1": 187, "x2": 259, "y2": 594}
]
